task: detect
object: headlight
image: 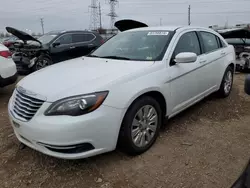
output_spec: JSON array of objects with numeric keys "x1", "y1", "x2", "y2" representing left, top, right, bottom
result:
[{"x1": 44, "y1": 91, "x2": 108, "y2": 116}]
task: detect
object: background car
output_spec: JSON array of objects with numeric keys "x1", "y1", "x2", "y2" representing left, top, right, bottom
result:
[
  {"x1": 218, "y1": 28, "x2": 250, "y2": 72},
  {"x1": 6, "y1": 27, "x2": 104, "y2": 75},
  {"x1": 2, "y1": 36, "x2": 18, "y2": 49},
  {"x1": 0, "y1": 43, "x2": 17, "y2": 87}
]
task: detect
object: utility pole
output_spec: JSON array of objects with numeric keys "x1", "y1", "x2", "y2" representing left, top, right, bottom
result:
[
  {"x1": 99, "y1": 2, "x2": 102, "y2": 29},
  {"x1": 40, "y1": 18, "x2": 44, "y2": 34},
  {"x1": 89, "y1": 0, "x2": 99, "y2": 31},
  {"x1": 188, "y1": 5, "x2": 191, "y2": 25}
]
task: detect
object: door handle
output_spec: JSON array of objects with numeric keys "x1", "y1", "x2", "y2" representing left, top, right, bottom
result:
[
  {"x1": 221, "y1": 51, "x2": 226, "y2": 55},
  {"x1": 70, "y1": 46, "x2": 75, "y2": 49},
  {"x1": 200, "y1": 60, "x2": 207, "y2": 63}
]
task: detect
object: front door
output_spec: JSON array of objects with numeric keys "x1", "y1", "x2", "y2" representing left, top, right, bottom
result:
[
  {"x1": 166, "y1": 31, "x2": 202, "y2": 116},
  {"x1": 50, "y1": 33, "x2": 74, "y2": 63}
]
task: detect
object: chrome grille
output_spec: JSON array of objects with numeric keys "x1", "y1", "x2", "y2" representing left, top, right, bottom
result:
[{"x1": 13, "y1": 90, "x2": 44, "y2": 121}]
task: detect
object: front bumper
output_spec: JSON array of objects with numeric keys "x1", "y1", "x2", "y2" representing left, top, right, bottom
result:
[
  {"x1": 12, "y1": 53, "x2": 32, "y2": 75},
  {"x1": 0, "y1": 73, "x2": 18, "y2": 87},
  {"x1": 8, "y1": 97, "x2": 125, "y2": 159}
]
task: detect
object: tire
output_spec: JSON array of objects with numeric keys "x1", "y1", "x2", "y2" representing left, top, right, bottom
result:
[
  {"x1": 216, "y1": 66, "x2": 234, "y2": 98},
  {"x1": 118, "y1": 96, "x2": 162, "y2": 155},
  {"x1": 32, "y1": 55, "x2": 52, "y2": 72}
]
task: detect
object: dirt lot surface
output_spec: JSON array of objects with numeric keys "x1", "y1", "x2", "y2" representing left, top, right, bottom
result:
[{"x1": 1, "y1": 74, "x2": 250, "y2": 188}]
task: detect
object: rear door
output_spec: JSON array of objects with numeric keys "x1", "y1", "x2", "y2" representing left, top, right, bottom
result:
[
  {"x1": 72, "y1": 33, "x2": 97, "y2": 57},
  {"x1": 196, "y1": 31, "x2": 225, "y2": 95},
  {"x1": 50, "y1": 33, "x2": 73, "y2": 62}
]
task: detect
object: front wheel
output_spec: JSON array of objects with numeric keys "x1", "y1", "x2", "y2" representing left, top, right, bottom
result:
[
  {"x1": 118, "y1": 96, "x2": 162, "y2": 155},
  {"x1": 32, "y1": 55, "x2": 53, "y2": 72},
  {"x1": 216, "y1": 66, "x2": 234, "y2": 98}
]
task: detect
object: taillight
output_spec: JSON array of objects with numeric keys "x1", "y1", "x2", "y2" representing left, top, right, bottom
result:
[
  {"x1": 100, "y1": 39, "x2": 105, "y2": 44},
  {"x1": 0, "y1": 50, "x2": 12, "y2": 58}
]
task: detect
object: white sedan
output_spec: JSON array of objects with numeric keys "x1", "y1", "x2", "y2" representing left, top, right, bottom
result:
[
  {"x1": 8, "y1": 20, "x2": 235, "y2": 159},
  {"x1": 0, "y1": 43, "x2": 17, "y2": 87}
]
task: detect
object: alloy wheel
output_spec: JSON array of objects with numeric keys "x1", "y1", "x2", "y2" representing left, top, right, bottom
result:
[
  {"x1": 224, "y1": 70, "x2": 233, "y2": 94},
  {"x1": 131, "y1": 105, "x2": 158, "y2": 148}
]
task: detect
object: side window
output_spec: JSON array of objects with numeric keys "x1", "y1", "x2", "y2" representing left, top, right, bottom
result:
[
  {"x1": 174, "y1": 32, "x2": 201, "y2": 56},
  {"x1": 72, "y1": 33, "x2": 95, "y2": 43},
  {"x1": 85, "y1": 34, "x2": 95, "y2": 42},
  {"x1": 56, "y1": 34, "x2": 72, "y2": 45},
  {"x1": 200, "y1": 32, "x2": 219, "y2": 53},
  {"x1": 72, "y1": 34, "x2": 85, "y2": 43},
  {"x1": 220, "y1": 38, "x2": 227, "y2": 48}
]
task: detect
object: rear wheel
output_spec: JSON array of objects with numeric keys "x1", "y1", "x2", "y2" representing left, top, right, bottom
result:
[
  {"x1": 216, "y1": 66, "x2": 234, "y2": 98},
  {"x1": 118, "y1": 96, "x2": 162, "y2": 155}
]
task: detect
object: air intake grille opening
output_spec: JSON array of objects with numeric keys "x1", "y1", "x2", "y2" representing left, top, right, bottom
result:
[{"x1": 13, "y1": 90, "x2": 44, "y2": 121}]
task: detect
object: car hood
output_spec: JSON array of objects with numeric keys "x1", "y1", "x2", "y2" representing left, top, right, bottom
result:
[
  {"x1": 6, "y1": 27, "x2": 42, "y2": 45},
  {"x1": 115, "y1": 19, "x2": 148, "y2": 32},
  {"x1": 17, "y1": 57, "x2": 154, "y2": 102},
  {"x1": 218, "y1": 28, "x2": 250, "y2": 39}
]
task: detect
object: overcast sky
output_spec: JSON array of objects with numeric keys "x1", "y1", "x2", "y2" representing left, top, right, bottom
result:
[{"x1": 1, "y1": 0, "x2": 250, "y2": 34}]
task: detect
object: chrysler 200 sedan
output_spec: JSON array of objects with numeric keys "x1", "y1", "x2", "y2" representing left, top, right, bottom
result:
[{"x1": 8, "y1": 20, "x2": 235, "y2": 159}]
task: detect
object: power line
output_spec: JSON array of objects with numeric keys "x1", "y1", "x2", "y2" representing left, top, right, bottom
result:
[
  {"x1": 117, "y1": 11, "x2": 250, "y2": 16},
  {"x1": 120, "y1": 0, "x2": 250, "y2": 5}
]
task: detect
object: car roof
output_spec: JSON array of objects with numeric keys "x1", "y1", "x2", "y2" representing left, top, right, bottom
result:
[
  {"x1": 124, "y1": 25, "x2": 213, "y2": 32},
  {"x1": 46, "y1": 30, "x2": 98, "y2": 35}
]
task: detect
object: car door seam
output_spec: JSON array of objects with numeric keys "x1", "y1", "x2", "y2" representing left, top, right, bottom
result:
[{"x1": 165, "y1": 55, "x2": 225, "y2": 83}]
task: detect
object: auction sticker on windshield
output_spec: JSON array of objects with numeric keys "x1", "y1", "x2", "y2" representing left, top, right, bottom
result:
[{"x1": 147, "y1": 31, "x2": 169, "y2": 36}]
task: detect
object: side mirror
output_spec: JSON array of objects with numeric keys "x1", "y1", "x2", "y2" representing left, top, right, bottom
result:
[
  {"x1": 52, "y1": 42, "x2": 60, "y2": 47},
  {"x1": 175, "y1": 52, "x2": 197, "y2": 64},
  {"x1": 244, "y1": 74, "x2": 250, "y2": 95}
]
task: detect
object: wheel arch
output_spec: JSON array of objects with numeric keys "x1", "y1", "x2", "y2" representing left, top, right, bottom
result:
[{"x1": 116, "y1": 89, "x2": 167, "y2": 148}]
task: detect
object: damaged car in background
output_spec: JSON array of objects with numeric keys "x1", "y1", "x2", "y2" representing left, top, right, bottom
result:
[
  {"x1": 218, "y1": 28, "x2": 250, "y2": 72},
  {"x1": 6, "y1": 27, "x2": 104, "y2": 75}
]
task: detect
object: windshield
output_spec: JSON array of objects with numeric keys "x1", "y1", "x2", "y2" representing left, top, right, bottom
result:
[
  {"x1": 38, "y1": 34, "x2": 57, "y2": 44},
  {"x1": 91, "y1": 30, "x2": 173, "y2": 61}
]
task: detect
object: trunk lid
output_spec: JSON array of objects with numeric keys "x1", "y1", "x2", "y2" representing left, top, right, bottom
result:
[{"x1": 115, "y1": 19, "x2": 148, "y2": 32}]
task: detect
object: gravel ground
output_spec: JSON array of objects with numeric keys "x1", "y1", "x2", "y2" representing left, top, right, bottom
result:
[{"x1": 1, "y1": 74, "x2": 250, "y2": 188}]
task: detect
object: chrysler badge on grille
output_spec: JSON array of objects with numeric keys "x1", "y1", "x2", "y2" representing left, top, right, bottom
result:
[{"x1": 17, "y1": 86, "x2": 37, "y2": 97}]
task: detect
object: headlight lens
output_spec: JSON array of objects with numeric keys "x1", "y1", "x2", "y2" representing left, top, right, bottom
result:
[{"x1": 44, "y1": 91, "x2": 108, "y2": 116}]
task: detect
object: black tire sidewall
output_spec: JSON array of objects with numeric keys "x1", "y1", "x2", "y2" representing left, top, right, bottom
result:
[
  {"x1": 219, "y1": 66, "x2": 234, "y2": 97},
  {"x1": 33, "y1": 55, "x2": 52, "y2": 71},
  {"x1": 119, "y1": 96, "x2": 162, "y2": 155}
]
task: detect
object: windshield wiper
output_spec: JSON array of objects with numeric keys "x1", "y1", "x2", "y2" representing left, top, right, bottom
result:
[
  {"x1": 88, "y1": 54, "x2": 100, "y2": 58},
  {"x1": 99, "y1": 56, "x2": 131, "y2": 60}
]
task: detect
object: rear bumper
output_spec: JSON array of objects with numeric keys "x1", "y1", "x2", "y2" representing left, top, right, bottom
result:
[{"x1": 0, "y1": 73, "x2": 18, "y2": 87}]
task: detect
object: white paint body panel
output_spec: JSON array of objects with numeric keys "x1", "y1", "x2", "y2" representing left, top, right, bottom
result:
[
  {"x1": 0, "y1": 44, "x2": 17, "y2": 79},
  {"x1": 8, "y1": 26, "x2": 235, "y2": 159}
]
